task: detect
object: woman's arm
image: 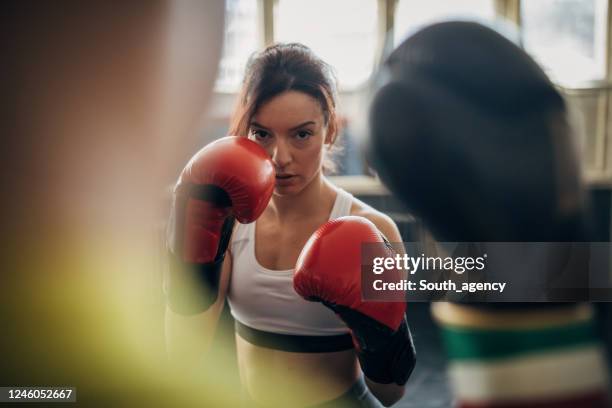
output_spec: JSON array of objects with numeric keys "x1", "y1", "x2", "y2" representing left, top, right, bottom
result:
[
  {"x1": 357, "y1": 208, "x2": 410, "y2": 406},
  {"x1": 164, "y1": 253, "x2": 232, "y2": 369},
  {"x1": 163, "y1": 137, "x2": 273, "y2": 371}
]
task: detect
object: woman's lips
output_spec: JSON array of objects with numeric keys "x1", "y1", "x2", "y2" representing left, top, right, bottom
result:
[{"x1": 275, "y1": 174, "x2": 296, "y2": 185}]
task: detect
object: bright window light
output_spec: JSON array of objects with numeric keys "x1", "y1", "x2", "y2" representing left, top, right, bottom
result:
[
  {"x1": 394, "y1": 0, "x2": 496, "y2": 46},
  {"x1": 521, "y1": 0, "x2": 608, "y2": 85},
  {"x1": 215, "y1": 0, "x2": 259, "y2": 92},
  {"x1": 275, "y1": 0, "x2": 378, "y2": 90}
]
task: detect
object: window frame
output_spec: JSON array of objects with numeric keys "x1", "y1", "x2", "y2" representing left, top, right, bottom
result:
[
  {"x1": 515, "y1": 0, "x2": 611, "y2": 180},
  {"x1": 213, "y1": 0, "x2": 612, "y2": 186}
]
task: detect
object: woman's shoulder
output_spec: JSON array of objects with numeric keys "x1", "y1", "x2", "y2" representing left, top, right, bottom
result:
[{"x1": 349, "y1": 197, "x2": 402, "y2": 242}]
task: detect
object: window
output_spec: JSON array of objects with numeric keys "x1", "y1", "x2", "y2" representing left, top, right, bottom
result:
[
  {"x1": 394, "y1": 0, "x2": 496, "y2": 46},
  {"x1": 215, "y1": 0, "x2": 259, "y2": 92},
  {"x1": 275, "y1": 0, "x2": 378, "y2": 90},
  {"x1": 521, "y1": 0, "x2": 608, "y2": 85}
]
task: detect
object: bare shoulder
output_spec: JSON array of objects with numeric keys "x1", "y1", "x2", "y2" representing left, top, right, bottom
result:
[{"x1": 349, "y1": 197, "x2": 403, "y2": 242}]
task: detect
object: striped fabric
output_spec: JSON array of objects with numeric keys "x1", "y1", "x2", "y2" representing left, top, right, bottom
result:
[{"x1": 432, "y1": 303, "x2": 611, "y2": 407}]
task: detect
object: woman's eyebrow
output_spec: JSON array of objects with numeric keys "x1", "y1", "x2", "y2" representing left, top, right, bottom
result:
[
  {"x1": 249, "y1": 121, "x2": 270, "y2": 130},
  {"x1": 289, "y1": 121, "x2": 316, "y2": 131}
]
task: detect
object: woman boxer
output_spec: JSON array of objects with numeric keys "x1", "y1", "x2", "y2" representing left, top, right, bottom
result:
[{"x1": 165, "y1": 43, "x2": 414, "y2": 407}]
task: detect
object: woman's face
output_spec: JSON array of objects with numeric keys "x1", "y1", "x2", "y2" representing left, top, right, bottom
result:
[{"x1": 249, "y1": 90, "x2": 331, "y2": 196}]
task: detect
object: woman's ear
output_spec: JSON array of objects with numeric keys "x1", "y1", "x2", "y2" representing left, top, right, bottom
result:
[
  {"x1": 324, "y1": 116, "x2": 339, "y2": 146},
  {"x1": 324, "y1": 130, "x2": 333, "y2": 146}
]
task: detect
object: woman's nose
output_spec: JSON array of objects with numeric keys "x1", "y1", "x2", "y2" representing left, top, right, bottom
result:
[{"x1": 271, "y1": 139, "x2": 292, "y2": 168}]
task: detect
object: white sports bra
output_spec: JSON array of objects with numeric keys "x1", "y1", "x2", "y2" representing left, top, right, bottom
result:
[{"x1": 227, "y1": 188, "x2": 354, "y2": 336}]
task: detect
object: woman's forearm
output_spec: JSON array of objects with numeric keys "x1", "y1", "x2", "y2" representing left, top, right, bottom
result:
[
  {"x1": 164, "y1": 296, "x2": 224, "y2": 367},
  {"x1": 164, "y1": 257, "x2": 231, "y2": 368}
]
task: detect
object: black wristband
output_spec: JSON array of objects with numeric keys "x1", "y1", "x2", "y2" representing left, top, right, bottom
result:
[
  {"x1": 327, "y1": 304, "x2": 417, "y2": 385},
  {"x1": 166, "y1": 253, "x2": 225, "y2": 315}
]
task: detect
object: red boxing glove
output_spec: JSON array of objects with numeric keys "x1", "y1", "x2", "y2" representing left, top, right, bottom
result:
[
  {"x1": 294, "y1": 216, "x2": 416, "y2": 385},
  {"x1": 167, "y1": 136, "x2": 275, "y2": 314}
]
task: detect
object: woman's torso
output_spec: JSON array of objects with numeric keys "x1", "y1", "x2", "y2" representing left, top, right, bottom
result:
[{"x1": 227, "y1": 187, "x2": 360, "y2": 406}]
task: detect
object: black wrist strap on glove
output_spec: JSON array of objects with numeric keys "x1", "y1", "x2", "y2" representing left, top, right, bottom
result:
[
  {"x1": 165, "y1": 182, "x2": 235, "y2": 315},
  {"x1": 166, "y1": 251, "x2": 224, "y2": 314},
  {"x1": 325, "y1": 303, "x2": 416, "y2": 385}
]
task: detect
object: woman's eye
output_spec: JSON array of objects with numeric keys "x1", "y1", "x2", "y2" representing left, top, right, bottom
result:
[
  {"x1": 251, "y1": 129, "x2": 269, "y2": 140},
  {"x1": 295, "y1": 130, "x2": 311, "y2": 140}
]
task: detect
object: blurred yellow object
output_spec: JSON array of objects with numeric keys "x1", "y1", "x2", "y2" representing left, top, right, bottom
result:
[{"x1": 0, "y1": 1, "x2": 257, "y2": 406}]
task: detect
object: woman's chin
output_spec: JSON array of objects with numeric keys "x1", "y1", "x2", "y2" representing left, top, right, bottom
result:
[
  {"x1": 273, "y1": 181, "x2": 305, "y2": 196},
  {"x1": 272, "y1": 176, "x2": 300, "y2": 195},
  {"x1": 273, "y1": 185, "x2": 300, "y2": 196}
]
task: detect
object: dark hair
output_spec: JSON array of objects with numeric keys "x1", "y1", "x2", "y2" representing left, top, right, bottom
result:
[{"x1": 229, "y1": 43, "x2": 341, "y2": 173}]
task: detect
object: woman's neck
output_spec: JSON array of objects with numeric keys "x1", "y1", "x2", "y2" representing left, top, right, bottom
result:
[{"x1": 268, "y1": 172, "x2": 335, "y2": 223}]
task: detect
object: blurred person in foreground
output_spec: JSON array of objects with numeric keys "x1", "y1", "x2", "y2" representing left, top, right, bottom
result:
[
  {"x1": 367, "y1": 21, "x2": 611, "y2": 407},
  {"x1": 0, "y1": 1, "x2": 239, "y2": 406}
]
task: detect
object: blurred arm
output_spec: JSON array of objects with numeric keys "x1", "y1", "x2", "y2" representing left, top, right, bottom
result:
[{"x1": 164, "y1": 252, "x2": 232, "y2": 369}]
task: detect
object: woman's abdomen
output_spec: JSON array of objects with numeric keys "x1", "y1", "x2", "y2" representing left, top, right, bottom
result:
[{"x1": 236, "y1": 334, "x2": 360, "y2": 407}]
